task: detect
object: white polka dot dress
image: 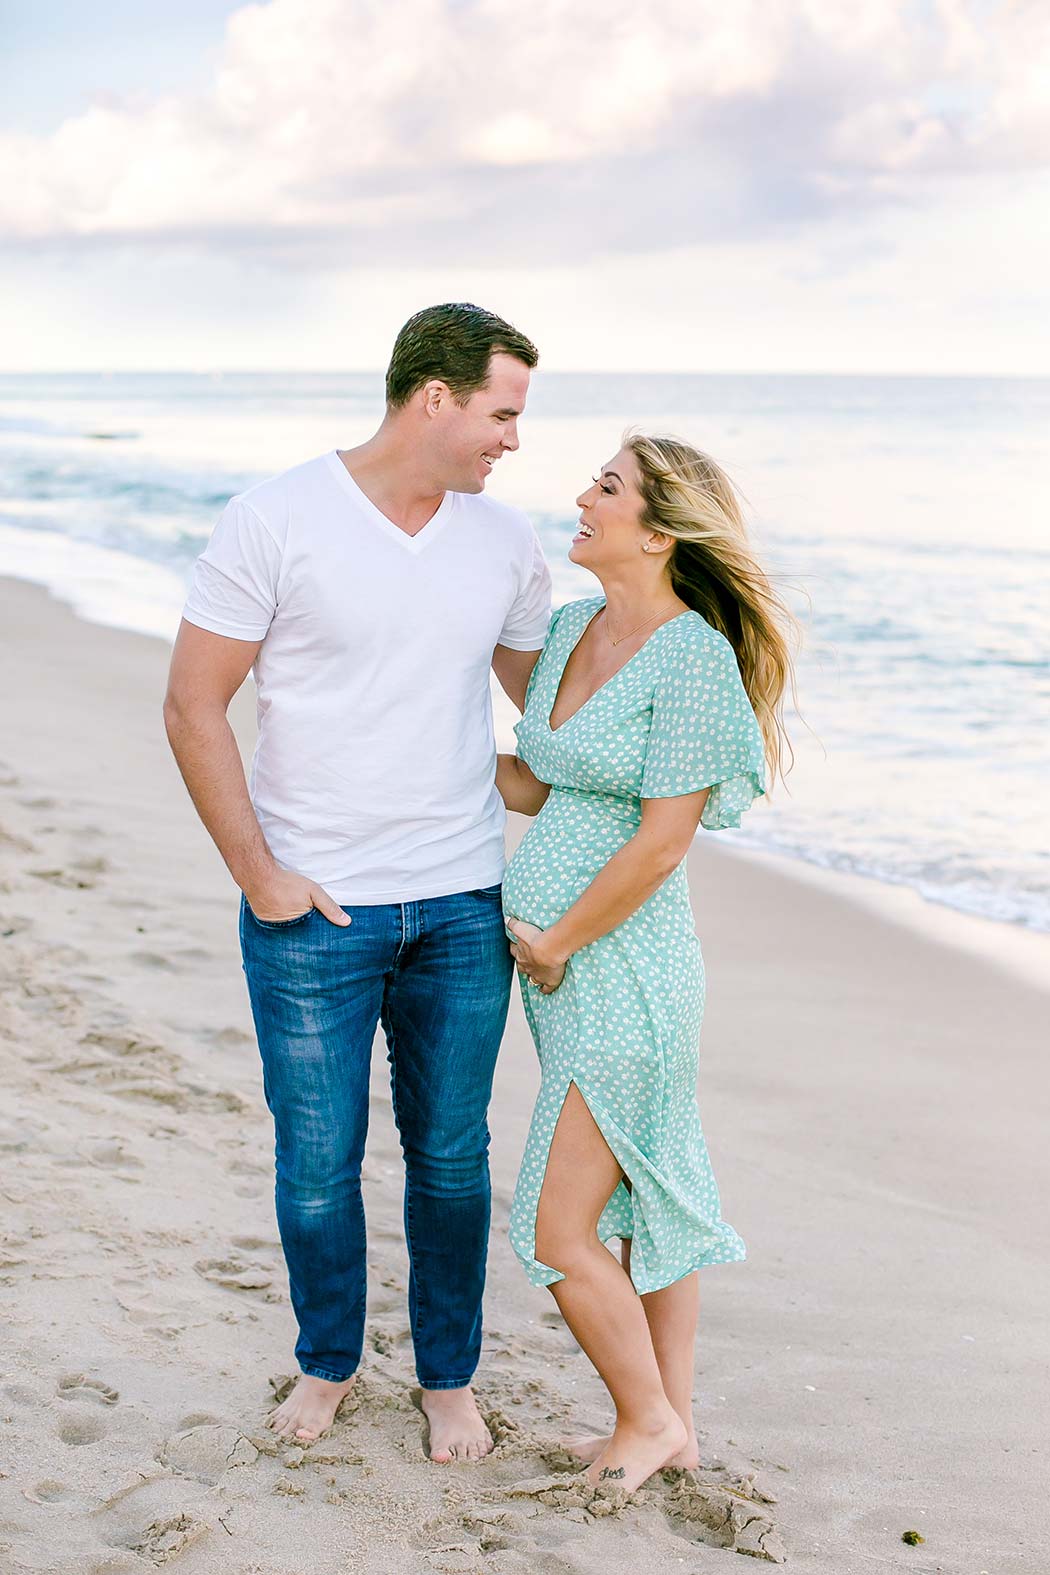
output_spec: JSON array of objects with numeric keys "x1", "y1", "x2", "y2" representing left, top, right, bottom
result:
[{"x1": 503, "y1": 597, "x2": 765, "y2": 1294}]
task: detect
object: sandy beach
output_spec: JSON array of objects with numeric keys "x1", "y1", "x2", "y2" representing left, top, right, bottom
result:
[{"x1": 0, "y1": 575, "x2": 1046, "y2": 1575}]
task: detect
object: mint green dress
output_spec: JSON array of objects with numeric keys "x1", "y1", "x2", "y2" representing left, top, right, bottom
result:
[{"x1": 503, "y1": 597, "x2": 765, "y2": 1294}]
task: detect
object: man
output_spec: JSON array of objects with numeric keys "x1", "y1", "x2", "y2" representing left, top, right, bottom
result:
[{"x1": 164, "y1": 303, "x2": 550, "y2": 1461}]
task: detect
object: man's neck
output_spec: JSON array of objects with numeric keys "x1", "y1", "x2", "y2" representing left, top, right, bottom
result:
[{"x1": 337, "y1": 426, "x2": 446, "y2": 537}]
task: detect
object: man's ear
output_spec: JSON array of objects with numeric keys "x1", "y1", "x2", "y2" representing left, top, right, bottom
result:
[{"x1": 420, "y1": 379, "x2": 451, "y2": 418}]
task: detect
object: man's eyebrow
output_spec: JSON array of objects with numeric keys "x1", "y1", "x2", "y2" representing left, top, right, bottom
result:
[{"x1": 493, "y1": 406, "x2": 522, "y2": 418}]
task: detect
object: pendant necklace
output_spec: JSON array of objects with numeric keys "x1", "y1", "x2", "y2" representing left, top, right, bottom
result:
[{"x1": 604, "y1": 603, "x2": 679, "y2": 647}]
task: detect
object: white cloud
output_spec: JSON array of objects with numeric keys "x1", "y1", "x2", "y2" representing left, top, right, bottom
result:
[{"x1": 2, "y1": 0, "x2": 1048, "y2": 261}]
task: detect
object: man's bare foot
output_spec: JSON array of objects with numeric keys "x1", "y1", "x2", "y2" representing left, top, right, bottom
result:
[
  {"x1": 419, "y1": 1386, "x2": 493, "y2": 1463},
  {"x1": 585, "y1": 1410, "x2": 689, "y2": 1494},
  {"x1": 563, "y1": 1426, "x2": 699, "y2": 1471},
  {"x1": 267, "y1": 1374, "x2": 355, "y2": 1442}
]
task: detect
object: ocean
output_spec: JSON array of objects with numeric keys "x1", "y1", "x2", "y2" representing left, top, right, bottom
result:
[{"x1": 1, "y1": 370, "x2": 1047, "y2": 933}]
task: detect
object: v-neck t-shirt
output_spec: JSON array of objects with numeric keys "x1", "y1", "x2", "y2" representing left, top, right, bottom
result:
[{"x1": 182, "y1": 450, "x2": 552, "y2": 903}]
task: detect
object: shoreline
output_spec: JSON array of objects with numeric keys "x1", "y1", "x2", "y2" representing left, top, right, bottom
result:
[{"x1": 1, "y1": 562, "x2": 1045, "y2": 969}]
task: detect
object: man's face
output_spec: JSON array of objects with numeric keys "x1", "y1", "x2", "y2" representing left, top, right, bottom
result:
[{"x1": 432, "y1": 352, "x2": 530, "y2": 493}]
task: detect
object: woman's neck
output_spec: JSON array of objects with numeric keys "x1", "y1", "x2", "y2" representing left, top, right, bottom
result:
[{"x1": 594, "y1": 570, "x2": 684, "y2": 635}]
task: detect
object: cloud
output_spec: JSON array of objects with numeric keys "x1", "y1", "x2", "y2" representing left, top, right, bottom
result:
[{"x1": 1, "y1": 0, "x2": 1048, "y2": 265}]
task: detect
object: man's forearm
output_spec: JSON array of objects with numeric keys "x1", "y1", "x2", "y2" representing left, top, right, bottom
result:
[{"x1": 164, "y1": 703, "x2": 276, "y2": 897}]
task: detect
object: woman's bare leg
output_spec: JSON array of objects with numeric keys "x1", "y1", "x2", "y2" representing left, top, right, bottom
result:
[
  {"x1": 564, "y1": 1240, "x2": 701, "y2": 1469},
  {"x1": 534, "y1": 1083, "x2": 685, "y2": 1493}
]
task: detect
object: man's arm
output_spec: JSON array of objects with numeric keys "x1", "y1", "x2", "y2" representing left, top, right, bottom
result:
[
  {"x1": 491, "y1": 643, "x2": 542, "y2": 714},
  {"x1": 163, "y1": 620, "x2": 349, "y2": 925}
]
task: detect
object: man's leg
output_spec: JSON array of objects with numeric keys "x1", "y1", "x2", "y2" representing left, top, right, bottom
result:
[
  {"x1": 380, "y1": 886, "x2": 513, "y2": 1461},
  {"x1": 239, "y1": 897, "x2": 397, "y2": 1438}
]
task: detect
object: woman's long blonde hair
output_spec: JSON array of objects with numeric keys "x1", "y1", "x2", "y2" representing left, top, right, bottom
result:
[{"x1": 626, "y1": 431, "x2": 799, "y2": 785}]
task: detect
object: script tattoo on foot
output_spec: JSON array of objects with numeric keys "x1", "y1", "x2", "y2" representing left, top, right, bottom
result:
[{"x1": 599, "y1": 1466, "x2": 626, "y2": 1481}]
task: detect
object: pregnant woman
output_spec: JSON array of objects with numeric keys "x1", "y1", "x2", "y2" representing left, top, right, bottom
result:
[{"x1": 496, "y1": 432, "x2": 796, "y2": 1494}]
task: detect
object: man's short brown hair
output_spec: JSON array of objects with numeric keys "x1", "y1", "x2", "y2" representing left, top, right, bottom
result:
[{"x1": 385, "y1": 303, "x2": 539, "y2": 408}]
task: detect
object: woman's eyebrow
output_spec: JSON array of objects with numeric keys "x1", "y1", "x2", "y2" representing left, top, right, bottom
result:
[{"x1": 601, "y1": 470, "x2": 623, "y2": 485}]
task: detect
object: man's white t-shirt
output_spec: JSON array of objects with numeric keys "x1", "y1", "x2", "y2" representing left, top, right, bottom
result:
[{"x1": 183, "y1": 451, "x2": 551, "y2": 904}]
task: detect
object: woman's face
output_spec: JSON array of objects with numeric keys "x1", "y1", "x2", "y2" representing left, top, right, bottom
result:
[{"x1": 571, "y1": 446, "x2": 655, "y2": 569}]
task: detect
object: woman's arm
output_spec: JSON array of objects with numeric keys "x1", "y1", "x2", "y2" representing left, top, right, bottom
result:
[
  {"x1": 496, "y1": 753, "x2": 552, "y2": 816},
  {"x1": 507, "y1": 789, "x2": 709, "y2": 989}
]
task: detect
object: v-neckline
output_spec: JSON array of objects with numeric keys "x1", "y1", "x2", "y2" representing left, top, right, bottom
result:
[
  {"x1": 326, "y1": 450, "x2": 455, "y2": 555},
  {"x1": 546, "y1": 601, "x2": 690, "y2": 735}
]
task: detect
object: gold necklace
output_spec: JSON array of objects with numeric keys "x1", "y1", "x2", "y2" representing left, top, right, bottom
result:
[{"x1": 603, "y1": 602, "x2": 680, "y2": 647}]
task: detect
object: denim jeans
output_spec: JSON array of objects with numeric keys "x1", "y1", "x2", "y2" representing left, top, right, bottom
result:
[{"x1": 239, "y1": 886, "x2": 513, "y2": 1388}]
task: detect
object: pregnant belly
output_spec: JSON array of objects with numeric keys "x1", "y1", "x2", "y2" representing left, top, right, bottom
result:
[{"x1": 502, "y1": 790, "x2": 638, "y2": 930}]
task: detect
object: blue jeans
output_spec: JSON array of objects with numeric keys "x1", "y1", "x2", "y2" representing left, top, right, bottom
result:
[{"x1": 239, "y1": 886, "x2": 513, "y2": 1388}]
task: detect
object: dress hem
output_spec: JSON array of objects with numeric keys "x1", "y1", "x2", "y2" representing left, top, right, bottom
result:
[{"x1": 511, "y1": 1074, "x2": 746, "y2": 1296}]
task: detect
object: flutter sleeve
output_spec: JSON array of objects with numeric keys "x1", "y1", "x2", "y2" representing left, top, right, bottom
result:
[{"x1": 640, "y1": 626, "x2": 766, "y2": 829}]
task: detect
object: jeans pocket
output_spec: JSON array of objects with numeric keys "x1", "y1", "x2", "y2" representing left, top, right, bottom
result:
[
  {"x1": 246, "y1": 905, "x2": 315, "y2": 931},
  {"x1": 471, "y1": 884, "x2": 504, "y2": 901}
]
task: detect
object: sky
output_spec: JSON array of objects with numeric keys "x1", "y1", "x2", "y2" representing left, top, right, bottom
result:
[{"x1": 0, "y1": 0, "x2": 1048, "y2": 374}]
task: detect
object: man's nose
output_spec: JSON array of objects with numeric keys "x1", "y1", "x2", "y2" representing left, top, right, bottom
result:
[{"x1": 502, "y1": 423, "x2": 520, "y2": 452}]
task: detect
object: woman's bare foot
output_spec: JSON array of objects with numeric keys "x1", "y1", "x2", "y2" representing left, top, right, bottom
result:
[
  {"x1": 564, "y1": 1426, "x2": 699, "y2": 1470},
  {"x1": 585, "y1": 1410, "x2": 689, "y2": 1494},
  {"x1": 419, "y1": 1386, "x2": 493, "y2": 1462},
  {"x1": 267, "y1": 1374, "x2": 355, "y2": 1442}
]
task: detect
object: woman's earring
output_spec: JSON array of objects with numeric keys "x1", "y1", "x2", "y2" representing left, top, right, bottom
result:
[{"x1": 642, "y1": 544, "x2": 651, "y2": 553}]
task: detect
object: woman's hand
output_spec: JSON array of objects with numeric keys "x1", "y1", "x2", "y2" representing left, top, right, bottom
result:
[{"x1": 506, "y1": 918, "x2": 568, "y2": 995}]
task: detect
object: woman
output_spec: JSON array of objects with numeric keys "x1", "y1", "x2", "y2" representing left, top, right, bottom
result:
[{"x1": 496, "y1": 432, "x2": 796, "y2": 1494}]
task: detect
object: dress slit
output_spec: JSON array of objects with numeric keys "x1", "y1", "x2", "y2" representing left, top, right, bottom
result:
[{"x1": 522, "y1": 1072, "x2": 708, "y2": 1295}]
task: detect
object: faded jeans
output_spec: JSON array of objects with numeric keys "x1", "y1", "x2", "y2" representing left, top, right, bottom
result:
[{"x1": 239, "y1": 886, "x2": 513, "y2": 1387}]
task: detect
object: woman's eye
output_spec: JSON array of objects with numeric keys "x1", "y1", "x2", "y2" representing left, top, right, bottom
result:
[{"x1": 592, "y1": 475, "x2": 613, "y2": 494}]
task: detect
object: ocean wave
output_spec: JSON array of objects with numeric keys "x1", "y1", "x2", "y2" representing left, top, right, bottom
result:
[{"x1": 735, "y1": 827, "x2": 1050, "y2": 934}]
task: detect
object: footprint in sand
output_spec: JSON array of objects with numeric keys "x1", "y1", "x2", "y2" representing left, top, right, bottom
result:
[
  {"x1": 57, "y1": 1410, "x2": 110, "y2": 1446},
  {"x1": 194, "y1": 1254, "x2": 274, "y2": 1295},
  {"x1": 131, "y1": 1513, "x2": 210, "y2": 1565},
  {"x1": 3, "y1": 1382, "x2": 40, "y2": 1406},
  {"x1": 658, "y1": 1471, "x2": 786, "y2": 1562},
  {"x1": 113, "y1": 1282, "x2": 188, "y2": 1341},
  {"x1": 158, "y1": 1423, "x2": 258, "y2": 1484},
  {"x1": 52, "y1": 1028, "x2": 249, "y2": 1117},
  {"x1": 88, "y1": 1472, "x2": 209, "y2": 1569},
  {"x1": 22, "y1": 1478, "x2": 79, "y2": 1506},
  {"x1": 57, "y1": 1373, "x2": 120, "y2": 1406}
]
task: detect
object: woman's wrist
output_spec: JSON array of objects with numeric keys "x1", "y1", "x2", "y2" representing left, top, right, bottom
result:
[{"x1": 541, "y1": 924, "x2": 572, "y2": 967}]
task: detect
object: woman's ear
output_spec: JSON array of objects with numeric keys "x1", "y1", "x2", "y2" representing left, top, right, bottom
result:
[{"x1": 642, "y1": 531, "x2": 673, "y2": 555}]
